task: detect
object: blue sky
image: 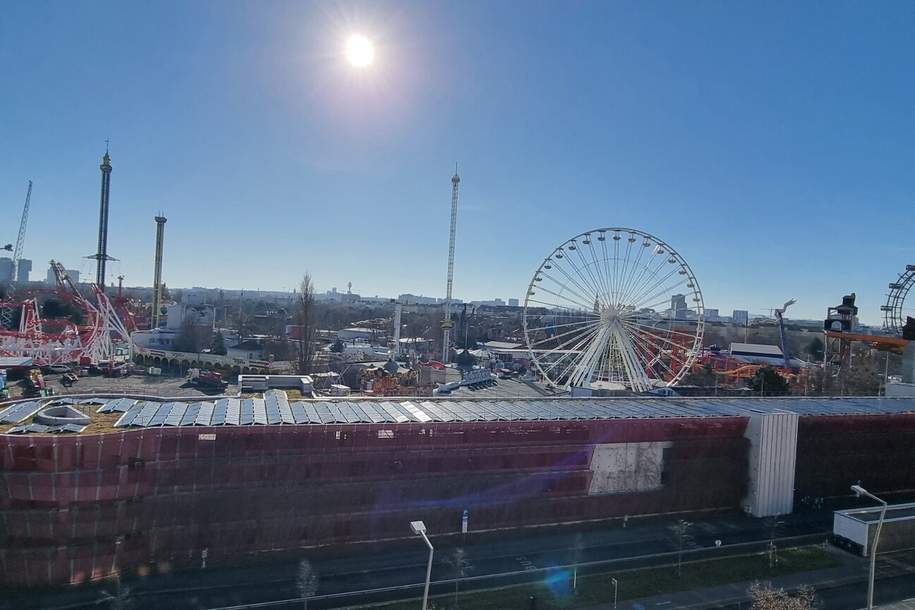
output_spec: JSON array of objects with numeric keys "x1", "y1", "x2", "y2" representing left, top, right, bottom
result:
[{"x1": 2, "y1": 1, "x2": 914, "y2": 323}]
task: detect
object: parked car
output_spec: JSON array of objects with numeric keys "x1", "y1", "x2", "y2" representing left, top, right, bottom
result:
[{"x1": 45, "y1": 364, "x2": 72, "y2": 374}]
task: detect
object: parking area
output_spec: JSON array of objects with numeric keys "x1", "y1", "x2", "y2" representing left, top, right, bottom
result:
[{"x1": 39, "y1": 372, "x2": 236, "y2": 398}]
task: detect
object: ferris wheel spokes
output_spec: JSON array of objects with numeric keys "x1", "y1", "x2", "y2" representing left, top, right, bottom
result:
[{"x1": 523, "y1": 227, "x2": 704, "y2": 392}]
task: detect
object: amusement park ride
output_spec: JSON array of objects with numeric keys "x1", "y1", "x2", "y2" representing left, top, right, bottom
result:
[
  {"x1": 523, "y1": 227, "x2": 704, "y2": 392},
  {"x1": 521, "y1": 225, "x2": 915, "y2": 393},
  {"x1": 0, "y1": 261, "x2": 131, "y2": 367}
]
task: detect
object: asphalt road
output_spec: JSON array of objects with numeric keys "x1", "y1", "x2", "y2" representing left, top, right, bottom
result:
[{"x1": 8, "y1": 510, "x2": 837, "y2": 610}]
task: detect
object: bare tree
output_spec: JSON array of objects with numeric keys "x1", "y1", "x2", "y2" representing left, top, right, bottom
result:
[
  {"x1": 670, "y1": 519, "x2": 692, "y2": 577},
  {"x1": 295, "y1": 274, "x2": 317, "y2": 374},
  {"x1": 749, "y1": 584, "x2": 816, "y2": 609},
  {"x1": 175, "y1": 317, "x2": 209, "y2": 354},
  {"x1": 296, "y1": 558, "x2": 318, "y2": 610}
]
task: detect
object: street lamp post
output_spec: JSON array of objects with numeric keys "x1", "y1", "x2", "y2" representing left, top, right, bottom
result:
[
  {"x1": 851, "y1": 484, "x2": 888, "y2": 610},
  {"x1": 610, "y1": 577, "x2": 618, "y2": 608},
  {"x1": 411, "y1": 520, "x2": 434, "y2": 610}
]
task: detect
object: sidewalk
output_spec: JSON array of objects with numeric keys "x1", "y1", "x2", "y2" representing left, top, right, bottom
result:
[{"x1": 588, "y1": 546, "x2": 868, "y2": 609}]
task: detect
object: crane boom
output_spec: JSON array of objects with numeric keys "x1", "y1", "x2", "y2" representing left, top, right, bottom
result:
[{"x1": 12, "y1": 180, "x2": 32, "y2": 282}]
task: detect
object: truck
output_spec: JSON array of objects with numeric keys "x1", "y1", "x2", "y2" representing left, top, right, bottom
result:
[{"x1": 187, "y1": 368, "x2": 228, "y2": 390}]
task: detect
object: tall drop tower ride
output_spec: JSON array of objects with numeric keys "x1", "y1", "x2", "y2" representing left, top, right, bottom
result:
[
  {"x1": 87, "y1": 145, "x2": 116, "y2": 292},
  {"x1": 442, "y1": 169, "x2": 460, "y2": 363},
  {"x1": 152, "y1": 216, "x2": 167, "y2": 328}
]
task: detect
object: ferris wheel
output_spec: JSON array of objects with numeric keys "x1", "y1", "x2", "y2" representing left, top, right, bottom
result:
[
  {"x1": 522, "y1": 228, "x2": 704, "y2": 393},
  {"x1": 881, "y1": 264, "x2": 915, "y2": 335}
]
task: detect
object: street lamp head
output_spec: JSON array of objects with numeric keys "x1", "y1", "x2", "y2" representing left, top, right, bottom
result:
[
  {"x1": 851, "y1": 484, "x2": 866, "y2": 497},
  {"x1": 410, "y1": 520, "x2": 427, "y2": 535}
]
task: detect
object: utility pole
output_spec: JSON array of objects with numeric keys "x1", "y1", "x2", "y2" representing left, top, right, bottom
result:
[{"x1": 442, "y1": 167, "x2": 460, "y2": 363}]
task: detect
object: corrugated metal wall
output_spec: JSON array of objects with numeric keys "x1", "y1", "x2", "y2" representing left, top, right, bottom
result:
[
  {"x1": 0, "y1": 417, "x2": 748, "y2": 588},
  {"x1": 794, "y1": 414, "x2": 915, "y2": 502}
]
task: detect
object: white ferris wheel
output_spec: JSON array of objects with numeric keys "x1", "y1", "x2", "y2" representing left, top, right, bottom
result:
[{"x1": 522, "y1": 228, "x2": 704, "y2": 393}]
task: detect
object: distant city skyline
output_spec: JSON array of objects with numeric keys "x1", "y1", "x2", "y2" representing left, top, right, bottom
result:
[{"x1": 4, "y1": 2, "x2": 915, "y2": 324}]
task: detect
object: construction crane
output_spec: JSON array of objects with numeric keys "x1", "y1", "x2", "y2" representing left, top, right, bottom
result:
[
  {"x1": 12, "y1": 180, "x2": 32, "y2": 282},
  {"x1": 773, "y1": 298, "x2": 796, "y2": 368}
]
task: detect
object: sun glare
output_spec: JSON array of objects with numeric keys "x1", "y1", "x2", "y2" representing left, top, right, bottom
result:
[{"x1": 345, "y1": 34, "x2": 375, "y2": 68}]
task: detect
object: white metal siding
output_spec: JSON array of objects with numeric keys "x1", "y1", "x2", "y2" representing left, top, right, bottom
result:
[
  {"x1": 833, "y1": 512, "x2": 869, "y2": 552},
  {"x1": 744, "y1": 411, "x2": 799, "y2": 517}
]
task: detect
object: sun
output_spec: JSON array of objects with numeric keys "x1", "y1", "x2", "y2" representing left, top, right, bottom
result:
[{"x1": 345, "y1": 34, "x2": 375, "y2": 68}]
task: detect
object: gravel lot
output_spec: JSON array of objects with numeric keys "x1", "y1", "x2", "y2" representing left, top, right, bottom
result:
[{"x1": 7, "y1": 371, "x2": 237, "y2": 400}]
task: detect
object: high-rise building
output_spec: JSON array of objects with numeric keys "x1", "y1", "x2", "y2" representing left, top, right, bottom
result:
[
  {"x1": 16, "y1": 259, "x2": 31, "y2": 283},
  {"x1": 0, "y1": 258, "x2": 13, "y2": 283},
  {"x1": 508, "y1": 298, "x2": 519, "y2": 307},
  {"x1": 670, "y1": 294, "x2": 688, "y2": 319},
  {"x1": 705, "y1": 308, "x2": 719, "y2": 321},
  {"x1": 732, "y1": 310, "x2": 749, "y2": 326},
  {"x1": 45, "y1": 266, "x2": 80, "y2": 285}
]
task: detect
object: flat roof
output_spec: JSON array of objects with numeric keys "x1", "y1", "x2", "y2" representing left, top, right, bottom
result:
[
  {"x1": 836, "y1": 502, "x2": 915, "y2": 524},
  {"x1": 4, "y1": 394, "x2": 915, "y2": 433}
]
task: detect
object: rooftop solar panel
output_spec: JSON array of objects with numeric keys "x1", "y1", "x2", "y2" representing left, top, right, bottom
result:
[
  {"x1": 348, "y1": 402, "x2": 372, "y2": 423},
  {"x1": 400, "y1": 401, "x2": 432, "y2": 423},
  {"x1": 164, "y1": 402, "x2": 188, "y2": 426},
  {"x1": 181, "y1": 402, "x2": 203, "y2": 426},
  {"x1": 315, "y1": 402, "x2": 337, "y2": 424},
  {"x1": 0, "y1": 401, "x2": 42, "y2": 424},
  {"x1": 263, "y1": 393, "x2": 281, "y2": 423},
  {"x1": 418, "y1": 401, "x2": 451, "y2": 422},
  {"x1": 456, "y1": 400, "x2": 479, "y2": 416},
  {"x1": 195, "y1": 401, "x2": 215, "y2": 426},
  {"x1": 304, "y1": 403, "x2": 323, "y2": 424},
  {"x1": 275, "y1": 393, "x2": 294, "y2": 424},
  {"x1": 240, "y1": 399, "x2": 255, "y2": 425},
  {"x1": 447, "y1": 402, "x2": 475, "y2": 422},
  {"x1": 149, "y1": 403, "x2": 177, "y2": 427},
  {"x1": 290, "y1": 401, "x2": 308, "y2": 424},
  {"x1": 15, "y1": 393, "x2": 915, "y2": 432},
  {"x1": 57, "y1": 423, "x2": 87, "y2": 433},
  {"x1": 211, "y1": 399, "x2": 229, "y2": 425},
  {"x1": 113, "y1": 403, "x2": 145, "y2": 427},
  {"x1": 224, "y1": 399, "x2": 240, "y2": 425},
  {"x1": 379, "y1": 401, "x2": 409, "y2": 423},
  {"x1": 357, "y1": 401, "x2": 388, "y2": 424},
  {"x1": 253, "y1": 399, "x2": 268, "y2": 425},
  {"x1": 132, "y1": 401, "x2": 162, "y2": 427},
  {"x1": 338, "y1": 402, "x2": 362, "y2": 424}
]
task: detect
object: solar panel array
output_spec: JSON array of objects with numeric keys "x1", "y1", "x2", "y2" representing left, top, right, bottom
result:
[
  {"x1": 95, "y1": 395, "x2": 915, "y2": 429},
  {"x1": 0, "y1": 401, "x2": 43, "y2": 424},
  {"x1": 6, "y1": 422, "x2": 87, "y2": 434}
]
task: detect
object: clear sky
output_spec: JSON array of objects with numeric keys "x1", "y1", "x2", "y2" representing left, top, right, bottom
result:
[{"x1": 2, "y1": 1, "x2": 914, "y2": 323}]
